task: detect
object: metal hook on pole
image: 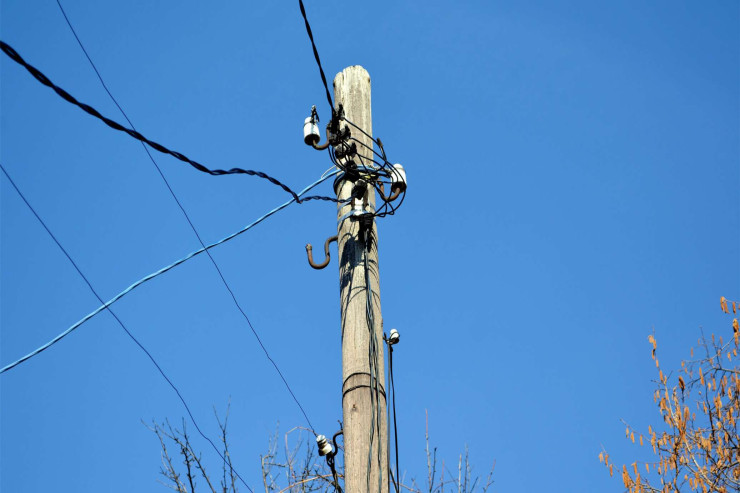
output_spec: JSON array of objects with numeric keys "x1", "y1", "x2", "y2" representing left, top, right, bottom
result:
[
  {"x1": 306, "y1": 235, "x2": 338, "y2": 269},
  {"x1": 378, "y1": 182, "x2": 402, "y2": 203}
]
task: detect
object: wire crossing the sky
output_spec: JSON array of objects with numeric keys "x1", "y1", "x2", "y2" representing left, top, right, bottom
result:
[
  {"x1": 298, "y1": 0, "x2": 334, "y2": 117},
  {"x1": 54, "y1": 0, "x2": 315, "y2": 432},
  {"x1": 0, "y1": 162, "x2": 255, "y2": 493},
  {"x1": 0, "y1": 39, "x2": 338, "y2": 204},
  {"x1": 0, "y1": 170, "x2": 340, "y2": 375}
]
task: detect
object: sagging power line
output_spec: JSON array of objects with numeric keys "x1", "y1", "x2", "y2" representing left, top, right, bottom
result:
[
  {"x1": 54, "y1": 0, "x2": 316, "y2": 433},
  {"x1": 0, "y1": 162, "x2": 255, "y2": 493},
  {"x1": 0, "y1": 170, "x2": 341, "y2": 376},
  {"x1": 298, "y1": 0, "x2": 334, "y2": 117},
  {"x1": 0, "y1": 40, "x2": 338, "y2": 204}
]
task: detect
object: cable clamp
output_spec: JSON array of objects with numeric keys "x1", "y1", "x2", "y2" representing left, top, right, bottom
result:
[{"x1": 337, "y1": 208, "x2": 375, "y2": 228}]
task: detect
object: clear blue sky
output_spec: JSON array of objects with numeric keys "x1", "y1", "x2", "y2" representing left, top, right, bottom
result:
[{"x1": 1, "y1": 1, "x2": 738, "y2": 492}]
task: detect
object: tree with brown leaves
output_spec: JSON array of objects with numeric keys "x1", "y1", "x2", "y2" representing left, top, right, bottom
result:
[{"x1": 600, "y1": 297, "x2": 740, "y2": 492}]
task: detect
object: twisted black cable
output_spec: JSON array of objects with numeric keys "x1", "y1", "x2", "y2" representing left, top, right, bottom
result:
[
  {"x1": 298, "y1": 0, "x2": 334, "y2": 117},
  {"x1": 0, "y1": 163, "x2": 255, "y2": 493},
  {"x1": 52, "y1": 0, "x2": 318, "y2": 434},
  {"x1": 327, "y1": 453, "x2": 343, "y2": 493},
  {"x1": 0, "y1": 39, "x2": 338, "y2": 204}
]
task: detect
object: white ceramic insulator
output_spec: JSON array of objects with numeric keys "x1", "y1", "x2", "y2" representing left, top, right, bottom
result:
[
  {"x1": 316, "y1": 435, "x2": 333, "y2": 456},
  {"x1": 389, "y1": 328, "x2": 400, "y2": 345},
  {"x1": 390, "y1": 164, "x2": 407, "y2": 189},
  {"x1": 304, "y1": 117, "x2": 320, "y2": 145}
]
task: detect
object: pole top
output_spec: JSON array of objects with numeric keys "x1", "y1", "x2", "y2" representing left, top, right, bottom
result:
[{"x1": 335, "y1": 65, "x2": 371, "y2": 85}]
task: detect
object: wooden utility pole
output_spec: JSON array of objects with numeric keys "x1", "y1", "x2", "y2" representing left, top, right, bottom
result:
[{"x1": 334, "y1": 66, "x2": 388, "y2": 493}]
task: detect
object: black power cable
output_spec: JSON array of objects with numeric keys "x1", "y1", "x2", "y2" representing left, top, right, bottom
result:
[
  {"x1": 0, "y1": 39, "x2": 338, "y2": 204},
  {"x1": 53, "y1": 0, "x2": 316, "y2": 434},
  {"x1": 388, "y1": 340, "x2": 400, "y2": 493},
  {"x1": 298, "y1": 0, "x2": 334, "y2": 117},
  {"x1": 0, "y1": 163, "x2": 255, "y2": 493}
]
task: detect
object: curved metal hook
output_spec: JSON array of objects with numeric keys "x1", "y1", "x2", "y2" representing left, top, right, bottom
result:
[
  {"x1": 378, "y1": 181, "x2": 402, "y2": 203},
  {"x1": 311, "y1": 140, "x2": 331, "y2": 151},
  {"x1": 305, "y1": 235, "x2": 338, "y2": 270}
]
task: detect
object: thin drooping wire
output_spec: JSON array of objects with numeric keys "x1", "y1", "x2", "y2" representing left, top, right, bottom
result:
[
  {"x1": 0, "y1": 170, "x2": 341, "y2": 375},
  {"x1": 0, "y1": 163, "x2": 254, "y2": 493},
  {"x1": 54, "y1": 0, "x2": 315, "y2": 432},
  {"x1": 298, "y1": 0, "x2": 334, "y2": 117},
  {"x1": 0, "y1": 39, "x2": 337, "y2": 204}
]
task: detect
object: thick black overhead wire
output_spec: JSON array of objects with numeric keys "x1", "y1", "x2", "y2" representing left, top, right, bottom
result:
[
  {"x1": 0, "y1": 163, "x2": 255, "y2": 493},
  {"x1": 298, "y1": 0, "x2": 334, "y2": 117},
  {"x1": 294, "y1": 0, "x2": 408, "y2": 219},
  {"x1": 0, "y1": 40, "x2": 338, "y2": 205},
  {"x1": 53, "y1": 0, "x2": 316, "y2": 433}
]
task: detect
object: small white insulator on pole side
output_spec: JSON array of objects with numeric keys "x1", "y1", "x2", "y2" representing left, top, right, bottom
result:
[
  {"x1": 304, "y1": 106, "x2": 321, "y2": 146},
  {"x1": 388, "y1": 328, "x2": 400, "y2": 345},
  {"x1": 316, "y1": 434, "x2": 333, "y2": 456},
  {"x1": 390, "y1": 164, "x2": 407, "y2": 190}
]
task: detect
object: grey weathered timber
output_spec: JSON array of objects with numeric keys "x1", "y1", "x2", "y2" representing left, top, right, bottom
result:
[{"x1": 335, "y1": 65, "x2": 388, "y2": 493}]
